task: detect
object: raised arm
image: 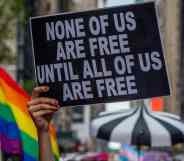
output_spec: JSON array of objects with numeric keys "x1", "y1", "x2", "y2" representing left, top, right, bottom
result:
[{"x1": 28, "y1": 86, "x2": 59, "y2": 161}]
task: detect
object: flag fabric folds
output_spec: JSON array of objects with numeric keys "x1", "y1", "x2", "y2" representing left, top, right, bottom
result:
[{"x1": 0, "y1": 67, "x2": 60, "y2": 161}]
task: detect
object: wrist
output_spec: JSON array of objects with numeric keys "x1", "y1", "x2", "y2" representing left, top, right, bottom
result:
[
  {"x1": 34, "y1": 118, "x2": 50, "y2": 132},
  {"x1": 37, "y1": 127, "x2": 49, "y2": 135},
  {"x1": 37, "y1": 129, "x2": 50, "y2": 143}
]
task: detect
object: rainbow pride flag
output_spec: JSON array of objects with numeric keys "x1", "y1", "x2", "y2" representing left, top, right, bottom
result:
[
  {"x1": 119, "y1": 144, "x2": 144, "y2": 161},
  {"x1": 0, "y1": 67, "x2": 60, "y2": 161}
]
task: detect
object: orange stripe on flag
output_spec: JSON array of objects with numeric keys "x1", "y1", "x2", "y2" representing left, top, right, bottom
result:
[
  {"x1": 0, "y1": 78, "x2": 30, "y2": 115},
  {"x1": 49, "y1": 124, "x2": 60, "y2": 158}
]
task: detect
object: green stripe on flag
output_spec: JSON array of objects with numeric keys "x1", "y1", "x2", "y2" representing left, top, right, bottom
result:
[
  {"x1": 0, "y1": 103, "x2": 16, "y2": 122},
  {"x1": 21, "y1": 131, "x2": 39, "y2": 159},
  {"x1": 54, "y1": 155, "x2": 59, "y2": 161}
]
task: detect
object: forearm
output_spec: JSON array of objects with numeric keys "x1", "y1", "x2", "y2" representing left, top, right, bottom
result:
[
  {"x1": 38, "y1": 130, "x2": 54, "y2": 161},
  {"x1": 28, "y1": 86, "x2": 58, "y2": 161}
]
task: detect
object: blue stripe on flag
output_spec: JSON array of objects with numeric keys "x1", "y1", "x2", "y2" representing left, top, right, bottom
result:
[{"x1": 0, "y1": 117, "x2": 20, "y2": 139}]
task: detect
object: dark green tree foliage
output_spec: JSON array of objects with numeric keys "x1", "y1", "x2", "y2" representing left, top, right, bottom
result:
[{"x1": 0, "y1": 0, "x2": 24, "y2": 63}]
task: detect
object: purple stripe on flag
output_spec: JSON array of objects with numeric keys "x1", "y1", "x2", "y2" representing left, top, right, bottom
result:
[{"x1": 0, "y1": 133, "x2": 22, "y2": 154}]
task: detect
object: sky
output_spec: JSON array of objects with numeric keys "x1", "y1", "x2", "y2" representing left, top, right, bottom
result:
[
  {"x1": 104, "y1": 0, "x2": 135, "y2": 112},
  {"x1": 106, "y1": 0, "x2": 135, "y2": 7}
]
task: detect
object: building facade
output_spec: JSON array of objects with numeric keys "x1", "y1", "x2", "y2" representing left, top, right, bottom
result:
[
  {"x1": 136, "y1": 0, "x2": 182, "y2": 114},
  {"x1": 160, "y1": 0, "x2": 182, "y2": 114}
]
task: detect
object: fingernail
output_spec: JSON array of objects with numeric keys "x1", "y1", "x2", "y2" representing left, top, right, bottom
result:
[{"x1": 44, "y1": 86, "x2": 49, "y2": 91}]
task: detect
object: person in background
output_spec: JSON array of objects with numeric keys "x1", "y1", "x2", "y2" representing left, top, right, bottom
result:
[{"x1": 27, "y1": 86, "x2": 60, "y2": 161}]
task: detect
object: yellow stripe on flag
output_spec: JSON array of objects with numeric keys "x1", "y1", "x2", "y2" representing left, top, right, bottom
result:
[{"x1": 9, "y1": 102, "x2": 38, "y2": 140}]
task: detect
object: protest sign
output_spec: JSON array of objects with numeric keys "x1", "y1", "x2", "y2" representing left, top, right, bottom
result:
[{"x1": 30, "y1": 2, "x2": 170, "y2": 107}]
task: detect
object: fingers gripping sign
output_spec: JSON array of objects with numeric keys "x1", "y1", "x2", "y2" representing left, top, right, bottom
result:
[{"x1": 28, "y1": 86, "x2": 60, "y2": 131}]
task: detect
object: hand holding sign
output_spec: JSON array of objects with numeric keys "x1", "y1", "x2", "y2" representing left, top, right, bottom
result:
[{"x1": 30, "y1": 2, "x2": 170, "y2": 107}]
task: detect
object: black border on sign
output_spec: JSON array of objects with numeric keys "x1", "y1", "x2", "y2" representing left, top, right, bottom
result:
[{"x1": 29, "y1": 1, "x2": 171, "y2": 107}]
